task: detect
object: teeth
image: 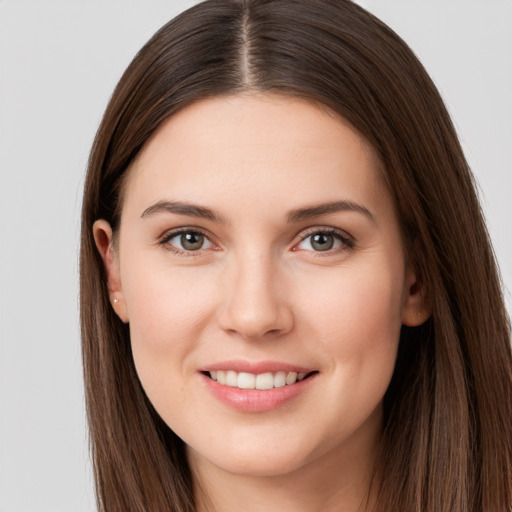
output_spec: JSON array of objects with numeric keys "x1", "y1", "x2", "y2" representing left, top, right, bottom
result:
[
  {"x1": 286, "y1": 372, "x2": 298, "y2": 385},
  {"x1": 225, "y1": 370, "x2": 238, "y2": 387},
  {"x1": 274, "y1": 371, "x2": 286, "y2": 388},
  {"x1": 208, "y1": 370, "x2": 310, "y2": 390},
  {"x1": 238, "y1": 372, "x2": 256, "y2": 389},
  {"x1": 255, "y1": 372, "x2": 274, "y2": 390}
]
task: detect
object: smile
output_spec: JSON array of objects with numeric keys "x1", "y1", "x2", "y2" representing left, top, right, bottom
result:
[
  {"x1": 200, "y1": 364, "x2": 318, "y2": 412},
  {"x1": 207, "y1": 370, "x2": 311, "y2": 390}
]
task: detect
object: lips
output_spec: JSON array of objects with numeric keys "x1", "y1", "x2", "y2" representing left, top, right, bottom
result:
[{"x1": 199, "y1": 361, "x2": 318, "y2": 412}]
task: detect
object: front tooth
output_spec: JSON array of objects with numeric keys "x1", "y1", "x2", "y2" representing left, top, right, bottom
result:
[
  {"x1": 209, "y1": 370, "x2": 217, "y2": 381},
  {"x1": 217, "y1": 370, "x2": 226, "y2": 384},
  {"x1": 297, "y1": 372, "x2": 307, "y2": 381},
  {"x1": 286, "y1": 372, "x2": 297, "y2": 385},
  {"x1": 226, "y1": 370, "x2": 238, "y2": 387},
  {"x1": 238, "y1": 372, "x2": 256, "y2": 389},
  {"x1": 255, "y1": 372, "x2": 274, "y2": 390},
  {"x1": 274, "y1": 371, "x2": 286, "y2": 388}
]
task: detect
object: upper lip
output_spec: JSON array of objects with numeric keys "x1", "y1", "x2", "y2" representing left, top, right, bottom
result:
[{"x1": 198, "y1": 360, "x2": 316, "y2": 374}]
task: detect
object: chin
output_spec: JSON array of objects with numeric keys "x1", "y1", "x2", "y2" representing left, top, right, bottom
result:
[
  {"x1": 211, "y1": 455, "x2": 309, "y2": 478},
  {"x1": 187, "y1": 434, "x2": 324, "y2": 478}
]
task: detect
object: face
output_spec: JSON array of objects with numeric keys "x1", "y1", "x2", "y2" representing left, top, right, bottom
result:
[{"x1": 95, "y1": 94, "x2": 425, "y2": 479}]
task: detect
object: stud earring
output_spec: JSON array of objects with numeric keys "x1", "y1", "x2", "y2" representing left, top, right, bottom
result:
[{"x1": 113, "y1": 298, "x2": 120, "y2": 304}]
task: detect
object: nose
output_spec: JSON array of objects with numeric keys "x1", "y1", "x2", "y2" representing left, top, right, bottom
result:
[{"x1": 217, "y1": 253, "x2": 294, "y2": 341}]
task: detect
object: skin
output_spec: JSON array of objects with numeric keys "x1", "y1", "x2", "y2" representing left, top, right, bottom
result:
[{"x1": 94, "y1": 94, "x2": 429, "y2": 512}]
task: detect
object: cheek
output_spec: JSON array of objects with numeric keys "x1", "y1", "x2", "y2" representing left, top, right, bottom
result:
[
  {"x1": 119, "y1": 255, "x2": 219, "y2": 392},
  {"x1": 295, "y1": 265, "x2": 403, "y2": 444},
  {"x1": 121, "y1": 267, "x2": 222, "y2": 430},
  {"x1": 303, "y1": 260, "x2": 402, "y2": 327},
  {"x1": 123, "y1": 255, "x2": 211, "y2": 335},
  {"x1": 298, "y1": 261, "x2": 404, "y2": 381}
]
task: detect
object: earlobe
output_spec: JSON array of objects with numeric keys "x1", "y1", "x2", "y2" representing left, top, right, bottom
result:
[
  {"x1": 401, "y1": 265, "x2": 431, "y2": 327},
  {"x1": 92, "y1": 220, "x2": 129, "y2": 323}
]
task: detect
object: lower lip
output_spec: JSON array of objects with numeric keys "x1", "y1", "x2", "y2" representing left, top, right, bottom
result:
[{"x1": 199, "y1": 372, "x2": 317, "y2": 412}]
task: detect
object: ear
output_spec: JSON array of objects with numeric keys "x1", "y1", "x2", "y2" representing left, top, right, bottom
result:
[
  {"x1": 401, "y1": 264, "x2": 431, "y2": 327},
  {"x1": 93, "y1": 220, "x2": 129, "y2": 323}
]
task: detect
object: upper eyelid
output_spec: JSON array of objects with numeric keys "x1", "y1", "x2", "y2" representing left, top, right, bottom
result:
[
  {"x1": 293, "y1": 227, "x2": 355, "y2": 253},
  {"x1": 158, "y1": 225, "x2": 354, "y2": 249},
  {"x1": 297, "y1": 226, "x2": 353, "y2": 241},
  {"x1": 160, "y1": 226, "x2": 212, "y2": 242},
  {"x1": 159, "y1": 228, "x2": 217, "y2": 257}
]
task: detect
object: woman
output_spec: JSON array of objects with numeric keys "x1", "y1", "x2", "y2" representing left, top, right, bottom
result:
[{"x1": 80, "y1": 1, "x2": 512, "y2": 510}]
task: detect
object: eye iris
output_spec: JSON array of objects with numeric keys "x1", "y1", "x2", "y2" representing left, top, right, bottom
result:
[
  {"x1": 311, "y1": 233, "x2": 334, "y2": 251},
  {"x1": 181, "y1": 232, "x2": 204, "y2": 250}
]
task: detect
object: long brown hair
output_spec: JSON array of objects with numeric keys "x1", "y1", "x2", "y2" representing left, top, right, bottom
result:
[{"x1": 80, "y1": 1, "x2": 512, "y2": 510}]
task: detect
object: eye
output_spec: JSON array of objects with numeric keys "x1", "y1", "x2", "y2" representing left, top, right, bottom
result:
[
  {"x1": 295, "y1": 229, "x2": 353, "y2": 253},
  {"x1": 161, "y1": 229, "x2": 214, "y2": 253}
]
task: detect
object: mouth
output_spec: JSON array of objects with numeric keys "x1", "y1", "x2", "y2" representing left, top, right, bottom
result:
[
  {"x1": 199, "y1": 361, "x2": 319, "y2": 412},
  {"x1": 202, "y1": 370, "x2": 318, "y2": 390}
]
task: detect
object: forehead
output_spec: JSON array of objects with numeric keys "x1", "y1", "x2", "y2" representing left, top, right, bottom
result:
[{"x1": 122, "y1": 93, "x2": 392, "y2": 221}]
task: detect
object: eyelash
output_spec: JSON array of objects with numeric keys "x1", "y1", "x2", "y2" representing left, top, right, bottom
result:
[
  {"x1": 295, "y1": 228, "x2": 355, "y2": 253},
  {"x1": 159, "y1": 227, "x2": 214, "y2": 257},
  {"x1": 158, "y1": 227, "x2": 355, "y2": 256}
]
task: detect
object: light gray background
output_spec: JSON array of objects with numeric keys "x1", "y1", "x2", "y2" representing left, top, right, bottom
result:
[{"x1": 0, "y1": 1, "x2": 510, "y2": 511}]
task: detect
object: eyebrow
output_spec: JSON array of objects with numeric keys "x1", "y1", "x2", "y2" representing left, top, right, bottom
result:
[
  {"x1": 141, "y1": 200, "x2": 225, "y2": 223},
  {"x1": 287, "y1": 200, "x2": 375, "y2": 224},
  {"x1": 140, "y1": 199, "x2": 375, "y2": 224}
]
